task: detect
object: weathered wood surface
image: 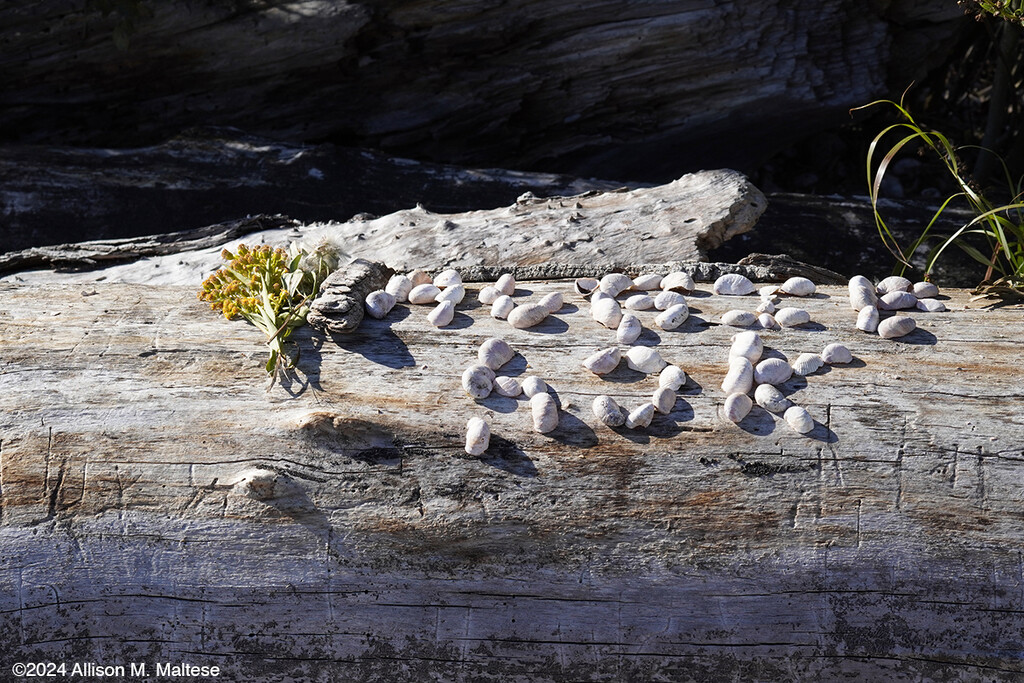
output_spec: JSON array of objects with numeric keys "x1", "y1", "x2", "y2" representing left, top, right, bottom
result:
[
  {"x1": 0, "y1": 1, "x2": 963, "y2": 177},
  {"x1": 1, "y1": 279, "x2": 1023, "y2": 680},
  {"x1": 1, "y1": 171, "x2": 766, "y2": 284}
]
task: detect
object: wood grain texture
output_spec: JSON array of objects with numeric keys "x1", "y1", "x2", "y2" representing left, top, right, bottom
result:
[
  {"x1": 1, "y1": 280, "x2": 1022, "y2": 681},
  {"x1": 0, "y1": 1, "x2": 963, "y2": 177}
]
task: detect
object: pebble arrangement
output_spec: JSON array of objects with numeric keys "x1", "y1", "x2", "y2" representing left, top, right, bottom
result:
[{"x1": 360, "y1": 268, "x2": 944, "y2": 456}]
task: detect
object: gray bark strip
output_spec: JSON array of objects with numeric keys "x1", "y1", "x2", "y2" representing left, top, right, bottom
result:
[
  {"x1": 1, "y1": 279, "x2": 1022, "y2": 680},
  {"x1": 0, "y1": 214, "x2": 298, "y2": 275}
]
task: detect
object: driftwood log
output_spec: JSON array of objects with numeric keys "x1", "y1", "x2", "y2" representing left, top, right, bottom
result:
[
  {"x1": 0, "y1": 1, "x2": 964, "y2": 177},
  {"x1": 1, "y1": 278, "x2": 1022, "y2": 680},
  {"x1": 1, "y1": 171, "x2": 766, "y2": 285}
]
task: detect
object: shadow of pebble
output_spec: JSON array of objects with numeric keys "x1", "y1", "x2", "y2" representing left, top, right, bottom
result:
[
  {"x1": 894, "y1": 328, "x2": 938, "y2": 346},
  {"x1": 527, "y1": 316, "x2": 569, "y2": 335},
  {"x1": 478, "y1": 394, "x2": 521, "y2": 414},
  {"x1": 548, "y1": 410, "x2": 598, "y2": 447},
  {"x1": 444, "y1": 311, "x2": 474, "y2": 330},
  {"x1": 737, "y1": 406, "x2": 778, "y2": 436},
  {"x1": 480, "y1": 435, "x2": 538, "y2": 477}
]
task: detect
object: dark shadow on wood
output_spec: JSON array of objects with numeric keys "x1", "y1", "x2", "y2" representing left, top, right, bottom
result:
[
  {"x1": 806, "y1": 421, "x2": 839, "y2": 443},
  {"x1": 779, "y1": 375, "x2": 809, "y2": 396},
  {"x1": 611, "y1": 424, "x2": 650, "y2": 445},
  {"x1": 635, "y1": 329, "x2": 663, "y2": 346},
  {"x1": 444, "y1": 311, "x2": 475, "y2": 330},
  {"x1": 761, "y1": 347, "x2": 791, "y2": 362},
  {"x1": 737, "y1": 406, "x2": 778, "y2": 436},
  {"x1": 790, "y1": 321, "x2": 828, "y2": 332},
  {"x1": 549, "y1": 410, "x2": 599, "y2": 448},
  {"x1": 478, "y1": 395, "x2": 522, "y2": 414},
  {"x1": 680, "y1": 378, "x2": 704, "y2": 396},
  {"x1": 526, "y1": 316, "x2": 569, "y2": 335},
  {"x1": 497, "y1": 354, "x2": 528, "y2": 377},
  {"x1": 895, "y1": 328, "x2": 939, "y2": 346},
  {"x1": 480, "y1": 435, "x2": 537, "y2": 477},
  {"x1": 599, "y1": 364, "x2": 647, "y2": 384},
  {"x1": 668, "y1": 397, "x2": 695, "y2": 422},
  {"x1": 313, "y1": 307, "x2": 416, "y2": 370}
]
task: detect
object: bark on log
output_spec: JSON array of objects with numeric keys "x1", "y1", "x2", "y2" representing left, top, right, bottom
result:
[
  {"x1": 1, "y1": 171, "x2": 767, "y2": 284},
  {"x1": 0, "y1": 1, "x2": 965, "y2": 177},
  {"x1": 1, "y1": 278, "x2": 1022, "y2": 680},
  {"x1": 0, "y1": 131, "x2": 623, "y2": 254}
]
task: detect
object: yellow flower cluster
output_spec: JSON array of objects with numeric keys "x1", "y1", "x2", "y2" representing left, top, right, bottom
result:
[{"x1": 197, "y1": 244, "x2": 290, "y2": 320}]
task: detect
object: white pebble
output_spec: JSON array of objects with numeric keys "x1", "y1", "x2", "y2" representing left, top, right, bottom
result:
[
  {"x1": 493, "y1": 376, "x2": 523, "y2": 398},
  {"x1": 626, "y1": 403, "x2": 656, "y2": 429},
  {"x1": 633, "y1": 273, "x2": 663, "y2": 290},
  {"x1": 427, "y1": 300, "x2": 455, "y2": 327},
  {"x1": 408, "y1": 269, "x2": 432, "y2": 287},
  {"x1": 784, "y1": 406, "x2": 814, "y2": 434},
  {"x1": 624, "y1": 294, "x2": 655, "y2": 310},
  {"x1": 655, "y1": 303, "x2": 689, "y2": 330},
  {"x1": 385, "y1": 275, "x2": 413, "y2": 302},
  {"x1": 754, "y1": 384, "x2": 791, "y2": 413},
  {"x1": 435, "y1": 283, "x2": 465, "y2": 304},
  {"x1": 538, "y1": 291, "x2": 564, "y2": 313},
  {"x1": 491, "y1": 295, "x2": 515, "y2": 319},
  {"x1": 661, "y1": 271, "x2": 695, "y2": 292},
  {"x1": 478, "y1": 338, "x2": 515, "y2": 370},
  {"x1": 791, "y1": 352, "x2": 824, "y2": 376},
  {"x1": 821, "y1": 343, "x2": 852, "y2": 364},
  {"x1": 758, "y1": 313, "x2": 781, "y2": 330},
  {"x1": 592, "y1": 297, "x2": 623, "y2": 329},
  {"x1": 599, "y1": 272, "x2": 633, "y2": 296},
  {"x1": 582, "y1": 347, "x2": 621, "y2": 375},
  {"x1": 521, "y1": 376, "x2": 548, "y2": 398},
  {"x1": 652, "y1": 387, "x2": 676, "y2": 414},
  {"x1": 478, "y1": 286, "x2": 501, "y2": 305},
  {"x1": 754, "y1": 358, "x2": 792, "y2": 385},
  {"x1": 659, "y1": 365, "x2": 687, "y2": 390},
  {"x1": 856, "y1": 305, "x2": 879, "y2": 333},
  {"x1": 730, "y1": 330, "x2": 763, "y2": 364},
  {"x1": 721, "y1": 310, "x2": 757, "y2": 327},
  {"x1": 721, "y1": 357, "x2": 753, "y2": 395},
  {"x1": 462, "y1": 365, "x2": 495, "y2": 399},
  {"x1": 775, "y1": 307, "x2": 811, "y2": 327},
  {"x1": 593, "y1": 395, "x2": 626, "y2": 427},
  {"x1": 495, "y1": 273, "x2": 516, "y2": 296},
  {"x1": 465, "y1": 417, "x2": 490, "y2": 456},
  {"x1": 616, "y1": 313, "x2": 643, "y2": 344},
  {"x1": 507, "y1": 303, "x2": 549, "y2": 329},
  {"x1": 714, "y1": 273, "x2": 756, "y2": 296},
  {"x1": 913, "y1": 281, "x2": 940, "y2": 298},
  {"x1": 654, "y1": 290, "x2": 687, "y2": 311},
  {"x1": 878, "y1": 316, "x2": 916, "y2": 339},
  {"x1": 723, "y1": 393, "x2": 753, "y2": 423},
  {"x1": 876, "y1": 275, "x2": 913, "y2": 295},
  {"x1": 848, "y1": 275, "x2": 878, "y2": 311},
  {"x1": 625, "y1": 347, "x2": 667, "y2": 374},
  {"x1": 364, "y1": 290, "x2": 396, "y2": 319},
  {"x1": 433, "y1": 269, "x2": 462, "y2": 288},
  {"x1": 408, "y1": 283, "x2": 442, "y2": 304},
  {"x1": 530, "y1": 393, "x2": 558, "y2": 433},
  {"x1": 878, "y1": 291, "x2": 917, "y2": 311},
  {"x1": 781, "y1": 277, "x2": 816, "y2": 296},
  {"x1": 916, "y1": 298, "x2": 946, "y2": 312}
]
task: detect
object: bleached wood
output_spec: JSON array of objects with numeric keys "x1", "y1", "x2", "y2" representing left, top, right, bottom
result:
[
  {"x1": 1, "y1": 280, "x2": 1022, "y2": 680},
  {"x1": 2, "y1": 171, "x2": 766, "y2": 287}
]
